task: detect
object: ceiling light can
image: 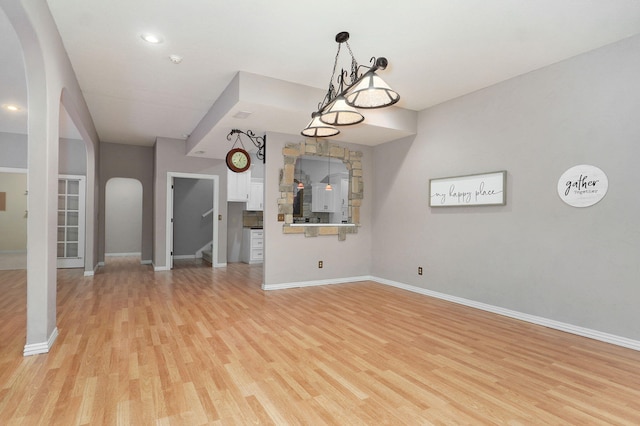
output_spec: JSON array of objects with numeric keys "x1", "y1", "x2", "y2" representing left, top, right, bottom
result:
[{"x1": 140, "y1": 33, "x2": 163, "y2": 44}]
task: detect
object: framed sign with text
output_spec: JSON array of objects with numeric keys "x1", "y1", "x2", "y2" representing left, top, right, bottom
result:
[
  {"x1": 557, "y1": 164, "x2": 608, "y2": 208},
  {"x1": 429, "y1": 171, "x2": 506, "y2": 207}
]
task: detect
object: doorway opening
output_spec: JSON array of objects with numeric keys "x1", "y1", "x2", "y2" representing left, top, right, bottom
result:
[
  {"x1": 0, "y1": 169, "x2": 27, "y2": 270},
  {"x1": 166, "y1": 172, "x2": 220, "y2": 269},
  {"x1": 105, "y1": 178, "x2": 143, "y2": 262}
]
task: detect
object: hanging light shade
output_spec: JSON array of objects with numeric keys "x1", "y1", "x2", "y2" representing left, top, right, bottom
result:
[
  {"x1": 301, "y1": 31, "x2": 400, "y2": 136},
  {"x1": 301, "y1": 112, "x2": 339, "y2": 137},
  {"x1": 345, "y1": 70, "x2": 400, "y2": 109},
  {"x1": 319, "y1": 95, "x2": 365, "y2": 126}
]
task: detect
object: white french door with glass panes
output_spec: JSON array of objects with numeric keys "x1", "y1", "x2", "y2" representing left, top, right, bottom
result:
[{"x1": 57, "y1": 175, "x2": 85, "y2": 268}]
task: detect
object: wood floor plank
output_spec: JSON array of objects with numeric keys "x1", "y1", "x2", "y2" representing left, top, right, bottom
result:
[{"x1": 1, "y1": 257, "x2": 640, "y2": 424}]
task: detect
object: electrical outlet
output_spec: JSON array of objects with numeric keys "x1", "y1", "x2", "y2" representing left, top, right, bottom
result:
[
  {"x1": 318, "y1": 260, "x2": 323, "y2": 268},
  {"x1": 418, "y1": 266, "x2": 423, "y2": 275}
]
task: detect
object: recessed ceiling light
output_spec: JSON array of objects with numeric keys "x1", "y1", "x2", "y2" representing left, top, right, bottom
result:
[
  {"x1": 2, "y1": 104, "x2": 21, "y2": 112},
  {"x1": 140, "y1": 33, "x2": 163, "y2": 44},
  {"x1": 169, "y1": 55, "x2": 183, "y2": 64}
]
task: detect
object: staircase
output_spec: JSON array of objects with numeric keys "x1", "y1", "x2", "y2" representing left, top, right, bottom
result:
[{"x1": 201, "y1": 245, "x2": 213, "y2": 265}]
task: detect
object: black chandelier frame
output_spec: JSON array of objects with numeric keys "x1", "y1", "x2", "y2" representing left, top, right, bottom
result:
[{"x1": 226, "y1": 129, "x2": 266, "y2": 163}]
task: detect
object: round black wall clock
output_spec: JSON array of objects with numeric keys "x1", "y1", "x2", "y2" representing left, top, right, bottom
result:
[{"x1": 226, "y1": 148, "x2": 251, "y2": 173}]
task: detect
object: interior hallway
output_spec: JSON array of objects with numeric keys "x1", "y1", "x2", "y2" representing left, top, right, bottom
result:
[{"x1": 1, "y1": 257, "x2": 639, "y2": 424}]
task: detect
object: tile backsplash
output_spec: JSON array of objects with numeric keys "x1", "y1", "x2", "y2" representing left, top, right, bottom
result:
[{"x1": 243, "y1": 210, "x2": 263, "y2": 228}]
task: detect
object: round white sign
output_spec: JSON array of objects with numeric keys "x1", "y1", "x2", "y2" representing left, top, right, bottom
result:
[{"x1": 557, "y1": 165, "x2": 608, "y2": 208}]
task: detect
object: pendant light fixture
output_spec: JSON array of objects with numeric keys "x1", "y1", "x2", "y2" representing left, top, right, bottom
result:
[
  {"x1": 325, "y1": 154, "x2": 332, "y2": 191},
  {"x1": 344, "y1": 58, "x2": 400, "y2": 108},
  {"x1": 301, "y1": 112, "x2": 340, "y2": 138},
  {"x1": 296, "y1": 155, "x2": 305, "y2": 189},
  {"x1": 301, "y1": 31, "x2": 400, "y2": 138}
]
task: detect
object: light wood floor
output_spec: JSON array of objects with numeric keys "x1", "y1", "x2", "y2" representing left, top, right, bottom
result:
[{"x1": 1, "y1": 257, "x2": 639, "y2": 425}]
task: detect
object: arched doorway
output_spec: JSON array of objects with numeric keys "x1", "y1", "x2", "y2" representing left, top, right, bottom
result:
[{"x1": 105, "y1": 178, "x2": 143, "y2": 261}]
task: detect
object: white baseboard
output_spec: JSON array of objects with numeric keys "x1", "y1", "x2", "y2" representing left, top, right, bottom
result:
[
  {"x1": 371, "y1": 276, "x2": 640, "y2": 352},
  {"x1": 263, "y1": 275, "x2": 640, "y2": 352},
  {"x1": 23, "y1": 327, "x2": 59, "y2": 356},
  {"x1": 173, "y1": 254, "x2": 196, "y2": 260},
  {"x1": 262, "y1": 276, "x2": 371, "y2": 291},
  {"x1": 83, "y1": 263, "x2": 99, "y2": 277},
  {"x1": 140, "y1": 260, "x2": 152, "y2": 265},
  {"x1": 152, "y1": 261, "x2": 223, "y2": 271},
  {"x1": 105, "y1": 252, "x2": 141, "y2": 257},
  {"x1": 153, "y1": 263, "x2": 170, "y2": 271}
]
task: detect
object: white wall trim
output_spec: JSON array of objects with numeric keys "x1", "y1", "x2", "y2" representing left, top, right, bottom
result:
[
  {"x1": 23, "y1": 327, "x2": 59, "y2": 356},
  {"x1": 83, "y1": 262, "x2": 99, "y2": 277},
  {"x1": 173, "y1": 254, "x2": 196, "y2": 260},
  {"x1": 105, "y1": 252, "x2": 141, "y2": 257},
  {"x1": 140, "y1": 260, "x2": 152, "y2": 265},
  {"x1": 371, "y1": 276, "x2": 640, "y2": 352},
  {"x1": 262, "y1": 276, "x2": 371, "y2": 291},
  {"x1": 0, "y1": 167, "x2": 28, "y2": 174},
  {"x1": 153, "y1": 263, "x2": 170, "y2": 272}
]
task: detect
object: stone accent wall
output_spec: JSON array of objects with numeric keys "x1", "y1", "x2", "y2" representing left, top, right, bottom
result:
[{"x1": 278, "y1": 140, "x2": 362, "y2": 240}]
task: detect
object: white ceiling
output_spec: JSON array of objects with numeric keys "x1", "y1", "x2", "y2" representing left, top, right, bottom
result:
[{"x1": 3, "y1": 0, "x2": 640, "y2": 158}]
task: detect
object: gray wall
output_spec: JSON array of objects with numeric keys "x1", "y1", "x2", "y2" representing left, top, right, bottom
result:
[
  {"x1": 59, "y1": 137, "x2": 87, "y2": 175},
  {"x1": 0, "y1": 132, "x2": 27, "y2": 168},
  {"x1": 100, "y1": 142, "x2": 154, "y2": 263},
  {"x1": 173, "y1": 178, "x2": 213, "y2": 256},
  {"x1": 105, "y1": 177, "x2": 143, "y2": 255},
  {"x1": 372, "y1": 35, "x2": 640, "y2": 341},
  {"x1": 264, "y1": 132, "x2": 373, "y2": 286},
  {"x1": 0, "y1": 132, "x2": 86, "y2": 175}
]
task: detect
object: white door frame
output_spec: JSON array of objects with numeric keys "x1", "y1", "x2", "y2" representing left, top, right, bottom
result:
[{"x1": 165, "y1": 172, "x2": 220, "y2": 268}]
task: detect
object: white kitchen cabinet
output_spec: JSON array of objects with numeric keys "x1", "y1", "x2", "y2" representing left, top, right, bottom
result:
[
  {"x1": 241, "y1": 228, "x2": 264, "y2": 264},
  {"x1": 339, "y1": 178, "x2": 349, "y2": 222},
  {"x1": 227, "y1": 169, "x2": 251, "y2": 202},
  {"x1": 246, "y1": 178, "x2": 264, "y2": 211}
]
